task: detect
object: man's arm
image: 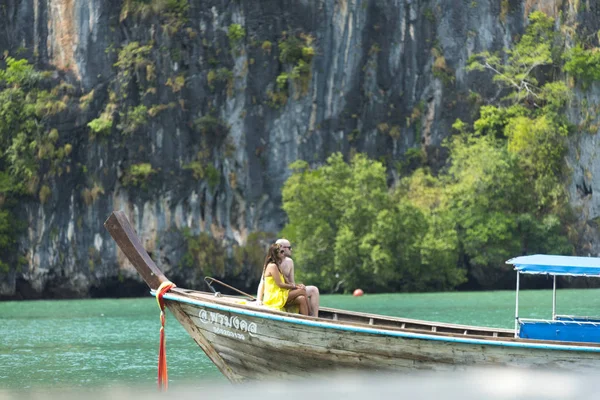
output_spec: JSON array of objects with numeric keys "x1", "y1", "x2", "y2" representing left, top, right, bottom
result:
[
  {"x1": 283, "y1": 258, "x2": 305, "y2": 289},
  {"x1": 282, "y1": 258, "x2": 295, "y2": 285}
]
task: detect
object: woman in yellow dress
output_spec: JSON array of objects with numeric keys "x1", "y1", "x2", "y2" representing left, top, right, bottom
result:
[{"x1": 262, "y1": 243, "x2": 309, "y2": 315}]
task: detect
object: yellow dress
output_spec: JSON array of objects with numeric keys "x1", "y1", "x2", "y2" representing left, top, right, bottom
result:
[{"x1": 263, "y1": 271, "x2": 289, "y2": 311}]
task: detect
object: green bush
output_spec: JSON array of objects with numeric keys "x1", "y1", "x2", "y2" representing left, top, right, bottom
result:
[
  {"x1": 114, "y1": 42, "x2": 153, "y2": 73},
  {"x1": 122, "y1": 163, "x2": 156, "y2": 188},
  {"x1": 194, "y1": 115, "x2": 229, "y2": 137},
  {"x1": 39, "y1": 185, "x2": 52, "y2": 204},
  {"x1": 272, "y1": 33, "x2": 315, "y2": 101},
  {"x1": 119, "y1": 105, "x2": 148, "y2": 135},
  {"x1": 184, "y1": 160, "x2": 220, "y2": 189},
  {"x1": 0, "y1": 58, "x2": 67, "y2": 193},
  {"x1": 261, "y1": 41, "x2": 273, "y2": 54},
  {"x1": 276, "y1": 73, "x2": 289, "y2": 90},
  {"x1": 228, "y1": 24, "x2": 246, "y2": 46},
  {"x1": 181, "y1": 229, "x2": 226, "y2": 276},
  {"x1": 564, "y1": 45, "x2": 600, "y2": 87},
  {"x1": 88, "y1": 115, "x2": 113, "y2": 136}
]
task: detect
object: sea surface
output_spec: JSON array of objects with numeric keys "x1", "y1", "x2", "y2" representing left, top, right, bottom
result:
[{"x1": 2, "y1": 288, "x2": 600, "y2": 392}]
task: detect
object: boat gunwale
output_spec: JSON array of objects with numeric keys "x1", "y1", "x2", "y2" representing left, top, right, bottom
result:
[
  {"x1": 165, "y1": 288, "x2": 600, "y2": 351},
  {"x1": 172, "y1": 287, "x2": 514, "y2": 334}
]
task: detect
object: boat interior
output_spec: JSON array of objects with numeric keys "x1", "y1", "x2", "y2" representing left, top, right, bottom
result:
[
  {"x1": 170, "y1": 287, "x2": 517, "y2": 340},
  {"x1": 168, "y1": 285, "x2": 600, "y2": 347}
]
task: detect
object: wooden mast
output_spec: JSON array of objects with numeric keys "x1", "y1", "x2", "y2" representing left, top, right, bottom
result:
[{"x1": 103, "y1": 210, "x2": 167, "y2": 290}]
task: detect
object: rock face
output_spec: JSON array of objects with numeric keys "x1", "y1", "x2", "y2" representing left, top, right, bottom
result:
[{"x1": 0, "y1": 0, "x2": 599, "y2": 298}]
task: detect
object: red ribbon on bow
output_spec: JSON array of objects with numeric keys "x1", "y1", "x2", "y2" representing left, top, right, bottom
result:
[{"x1": 156, "y1": 281, "x2": 175, "y2": 391}]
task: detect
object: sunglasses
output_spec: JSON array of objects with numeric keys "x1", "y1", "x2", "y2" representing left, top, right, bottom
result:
[{"x1": 281, "y1": 246, "x2": 292, "y2": 250}]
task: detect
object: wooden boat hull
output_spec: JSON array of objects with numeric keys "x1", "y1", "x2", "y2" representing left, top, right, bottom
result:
[
  {"x1": 103, "y1": 211, "x2": 600, "y2": 383},
  {"x1": 164, "y1": 292, "x2": 600, "y2": 382}
]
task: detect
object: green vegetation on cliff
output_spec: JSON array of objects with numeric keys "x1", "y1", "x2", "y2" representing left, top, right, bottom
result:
[
  {"x1": 182, "y1": 229, "x2": 274, "y2": 282},
  {"x1": 268, "y1": 33, "x2": 316, "y2": 107},
  {"x1": 281, "y1": 12, "x2": 584, "y2": 293},
  {"x1": 5, "y1": 5, "x2": 600, "y2": 298},
  {"x1": 0, "y1": 57, "x2": 72, "y2": 272}
]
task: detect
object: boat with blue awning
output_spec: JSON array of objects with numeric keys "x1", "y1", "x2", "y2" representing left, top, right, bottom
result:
[
  {"x1": 104, "y1": 211, "x2": 600, "y2": 381},
  {"x1": 508, "y1": 255, "x2": 600, "y2": 344}
]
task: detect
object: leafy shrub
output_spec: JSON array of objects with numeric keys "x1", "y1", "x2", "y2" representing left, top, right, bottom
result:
[
  {"x1": 119, "y1": 105, "x2": 148, "y2": 135},
  {"x1": 228, "y1": 24, "x2": 246, "y2": 46},
  {"x1": 39, "y1": 185, "x2": 52, "y2": 204},
  {"x1": 181, "y1": 229, "x2": 226, "y2": 276},
  {"x1": 122, "y1": 163, "x2": 156, "y2": 188},
  {"x1": 88, "y1": 115, "x2": 113, "y2": 136},
  {"x1": 261, "y1": 41, "x2": 273, "y2": 54},
  {"x1": 564, "y1": 45, "x2": 600, "y2": 88}
]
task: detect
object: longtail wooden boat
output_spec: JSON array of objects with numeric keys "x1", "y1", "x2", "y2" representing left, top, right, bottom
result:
[{"x1": 104, "y1": 211, "x2": 600, "y2": 381}]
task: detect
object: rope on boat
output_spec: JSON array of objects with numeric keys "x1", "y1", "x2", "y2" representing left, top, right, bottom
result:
[
  {"x1": 204, "y1": 276, "x2": 256, "y2": 300},
  {"x1": 156, "y1": 280, "x2": 176, "y2": 391}
]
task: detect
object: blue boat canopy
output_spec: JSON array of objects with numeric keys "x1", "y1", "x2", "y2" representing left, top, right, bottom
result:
[{"x1": 507, "y1": 254, "x2": 600, "y2": 277}]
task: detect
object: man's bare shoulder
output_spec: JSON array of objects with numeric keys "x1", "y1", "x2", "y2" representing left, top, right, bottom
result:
[
  {"x1": 281, "y1": 257, "x2": 294, "y2": 269},
  {"x1": 280, "y1": 257, "x2": 294, "y2": 278}
]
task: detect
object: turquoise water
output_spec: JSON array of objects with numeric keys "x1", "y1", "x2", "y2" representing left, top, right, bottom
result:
[{"x1": 2, "y1": 288, "x2": 600, "y2": 390}]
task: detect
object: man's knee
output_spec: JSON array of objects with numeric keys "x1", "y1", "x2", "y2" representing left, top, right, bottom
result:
[{"x1": 306, "y1": 286, "x2": 319, "y2": 297}]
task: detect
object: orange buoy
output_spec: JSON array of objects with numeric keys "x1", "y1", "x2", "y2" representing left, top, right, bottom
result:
[{"x1": 353, "y1": 288, "x2": 364, "y2": 297}]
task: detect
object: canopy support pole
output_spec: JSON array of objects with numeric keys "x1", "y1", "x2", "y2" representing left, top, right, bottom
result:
[
  {"x1": 514, "y1": 272, "x2": 520, "y2": 338},
  {"x1": 552, "y1": 275, "x2": 556, "y2": 320}
]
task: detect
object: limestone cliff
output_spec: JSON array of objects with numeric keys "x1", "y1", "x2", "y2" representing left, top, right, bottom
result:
[{"x1": 0, "y1": 0, "x2": 598, "y2": 298}]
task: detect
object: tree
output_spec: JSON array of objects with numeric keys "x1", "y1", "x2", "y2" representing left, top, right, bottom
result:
[
  {"x1": 282, "y1": 153, "x2": 386, "y2": 292},
  {"x1": 282, "y1": 153, "x2": 466, "y2": 293},
  {"x1": 443, "y1": 135, "x2": 529, "y2": 286},
  {"x1": 401, "y1": 133, "x2": 571, "y2": 289},
  {"x1": 281, "y1": 155, "x2": 348, "y2": 290},
  {"x1": 467, "y1": 11, "x2": 559, "y2": 107},
  {"x1": 441, "y1": 10, "x2": 575, "y2": 287}
]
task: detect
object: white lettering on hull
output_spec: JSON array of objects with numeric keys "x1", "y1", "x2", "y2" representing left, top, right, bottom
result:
[
  {"x1": 213, "y1": 326, "x2": 246, "y2": 340},
  {"x1": 199, "y1": 309, "x2": 258, "y2": 340}
]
